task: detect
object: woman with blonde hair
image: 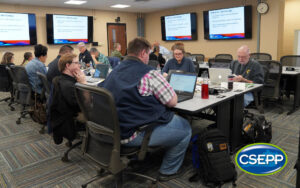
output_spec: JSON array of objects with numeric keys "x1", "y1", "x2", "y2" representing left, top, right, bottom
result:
[{"x1": 1, "y1": 52, "x2": 15, "y2": 66}]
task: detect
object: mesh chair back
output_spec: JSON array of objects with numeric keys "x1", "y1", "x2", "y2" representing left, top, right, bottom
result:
[
  {"x1": 215, "y1": 54, "x2": 233, "y2": 60},
  {"x1": 250, "y1": 53, "x2": 272, "y2": 60},
  {"x1": 260, "y1": 60, "x2": 282, "y2": 99},
  {"x1": 280, "y1": 55, "x2": 300, "y2": 67},
  {"x1": 208, "y1": 58, "x2": 232, "y2": 69},
  {"x1": 10, "y1": 66, "x2": 32, "y2": 105},
  {"x1": 193, "y1": 61, "x2": 200, "y2": 75},
  {"x1": 6, "y1": 66, "x2": 18, "y2": 99},
  {"x1": 192, "y1": 54, "x2": 205, "y2": 63},
  {"x1": 75, "y1": 83, "x2": 124, "y2": 173},
  {"x1": 148, "y1": 60, "x2": 159, "y2": 69},
  {"x1": 0, "y1": 65, "x2": 11, "y2": 92},
  {"x1": 108, "y1": 56, "x2": 121, "y2": 69},
  {"x1": 37, "y1": 72, "x2": 50, "y2": 100}
]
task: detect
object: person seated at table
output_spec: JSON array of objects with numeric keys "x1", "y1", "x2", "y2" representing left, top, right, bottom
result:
[
  {"x1": 78, "y1": 42, "x2": 93, "y2": 66},
  {"x1": 162, "y1": 42, "x2": 195, "y2": 78},
  {"x1": 21, "y1": 52, "x2": 34, "y2": 66},
  {"x1": 150, "y1": 44, "x2": 166, "y2": 69},
  {"x1": 111, "y1": 42, "x2": 123, "y2": 60},
  {"x1": 47, "y1": 45, "x2": 74, "y2": 84},
  {"x1": 50, "y1": 53, "x2": 87, "y2": 144},
  {"x1": 1, "y1": 52, "x2": 15, "y2": 66},
  {"x1": 100, "y1": 37, "x2": 191, "y2": 181},
  {"x1": 230, "y1": 45, "x2": 264, "y2": 107},
  {"x1": 90, "y1": 47, "x2": 111, "y2": 69},
  {"x1": 25, "y1": 44, "x2": 48, "y2": 94}
]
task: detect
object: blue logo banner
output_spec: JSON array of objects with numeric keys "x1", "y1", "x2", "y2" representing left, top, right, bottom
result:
[{"x1": 235, "y1": 143, "x2": 288, "y2": 176}]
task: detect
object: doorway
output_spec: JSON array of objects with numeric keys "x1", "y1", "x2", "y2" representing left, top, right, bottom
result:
[{"x1": 107, "y1": 23, "x2": 127, "y2": 56}]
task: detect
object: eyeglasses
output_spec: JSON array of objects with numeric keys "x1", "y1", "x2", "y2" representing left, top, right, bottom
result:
[{"x1": 174, "y1": 53, "x2": 183, "y2": 56}]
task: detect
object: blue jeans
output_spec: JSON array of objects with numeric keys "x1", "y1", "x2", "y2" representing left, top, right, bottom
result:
[
  {"x1": 244, "y1": 92, "x2": 254, "y2": 107},
  {"x1": 124, "y1": 115, "x2": 192, "y2": 175}
]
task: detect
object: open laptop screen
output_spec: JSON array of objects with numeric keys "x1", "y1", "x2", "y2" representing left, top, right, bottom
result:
[{"x1": 169, "y1": 73, "x2": 197, "y2": 93}]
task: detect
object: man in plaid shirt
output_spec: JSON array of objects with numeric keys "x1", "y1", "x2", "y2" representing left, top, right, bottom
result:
[{"x1": 100, "y1": 37, "x2": 191, "y2": 182}]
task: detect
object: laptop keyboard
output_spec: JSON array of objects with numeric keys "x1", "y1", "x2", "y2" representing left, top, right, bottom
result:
[
  {"x1": 87, "y1": 77, "x2": 102, "y2": 83},
  {"x1": 177, "y1": 95, "x2": 191, "y2": 103}
]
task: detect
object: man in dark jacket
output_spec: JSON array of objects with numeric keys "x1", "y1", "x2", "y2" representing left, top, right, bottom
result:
[
  {"x1": 100, "y1": 37, "x2": 191, "y2": 181},
  {"x1": 230, "y1": 45, "x2": 264, "y2": 107},
  {"x1": 47, "y1": 45, "x2": 74, "y2": 84}
]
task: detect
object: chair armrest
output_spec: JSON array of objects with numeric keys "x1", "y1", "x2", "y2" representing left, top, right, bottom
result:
[
  {"x1": 137, "y1": 123, "x2": 158, "y2": 160},
  {"x1": 137, "y1": 123, "x2": 157, "y2": 132}
]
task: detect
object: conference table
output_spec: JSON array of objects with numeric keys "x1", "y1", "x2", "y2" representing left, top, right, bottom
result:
[
  {"x1": 173, "y1": 83, "x2": 263, "y2": 153},
  {"x1": 282, "y1": 66, "x2": 300, "y2": 115}
]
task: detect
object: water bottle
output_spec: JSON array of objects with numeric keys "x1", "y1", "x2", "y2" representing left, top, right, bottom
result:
[
  {"x1": 228, "y1": 75, "x2": 234, "y2": 90},
  {"x1": 201, "y1": 71, "x2": 209, "y2": 99}
]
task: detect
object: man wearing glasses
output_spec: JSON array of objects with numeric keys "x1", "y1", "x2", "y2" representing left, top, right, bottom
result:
[{"x1": 230, "y1": 45, "x2": 264, "y2": 107}]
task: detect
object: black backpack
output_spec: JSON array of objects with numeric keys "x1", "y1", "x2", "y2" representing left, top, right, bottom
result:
[
  {"x1": 189, "y1": 127, "x2": 237, "y2": 187},
  {"x1": 242, "y1": 111, "x2": 272, "y2": 143}
]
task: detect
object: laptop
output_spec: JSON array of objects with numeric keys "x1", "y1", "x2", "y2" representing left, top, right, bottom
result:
[
  {"x1": 86, "y1": 64, "x2": 109, "y2": 83},
  {"x1": 169, "y1": 72, "x2": 197, "y2": 103},
  {"x1": 208, "y1": 68, "x2": 232, "y2": 86}
]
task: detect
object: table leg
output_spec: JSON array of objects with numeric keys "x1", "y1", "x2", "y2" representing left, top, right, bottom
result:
[
  {"x1": 230, "y1": 94, "x2": 244, "y2": 153},
  {"x1": 216, "y1": 100, "x2": 230, "y2": 139},
  {"x1": 288, "y1": 74, "x2": 300, "y2": 115}
]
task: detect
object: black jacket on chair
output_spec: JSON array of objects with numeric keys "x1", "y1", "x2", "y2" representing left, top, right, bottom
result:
[{"x1": 50, "y1": 74, "x2": 81, "y2": 144}]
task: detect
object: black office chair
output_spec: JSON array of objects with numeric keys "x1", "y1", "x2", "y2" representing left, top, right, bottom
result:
[
  {"x1": 37, "y1": 72, "x2": 50, "y2": 102},
  {"x1": 148, "y1": 60, "x2": 160, "y2": 69},
  {"x1": 36, "y1": 72, "x2": 50, "y2": 134},
  {"x1": 0, "y1": 65, "x2": 13, "y2": 103},
  {"x1": 6, "y1": 66, "x2": 18, "y2": 111},
  {"x1": 259, "y1": 60, "x2": 283, "y2": 113},
  {"x1": 208, "y1": 58, "x2": 232, "y2": 69},
  {"x1": 11, "y1": 66, "x2": 33, "y2": 124},
  {"x1": 215, "y1": 54, "x2": 233, "y2": 60},
  {"x1": 250, "y1": 53, "x2": 272, "y2": 61},
  {"x1": 193, "y1": 61, "x2": 200, "y2": 76},
  {"x1": 280, "y1": 55, "x2": 300, "y2": 67},
  {"x1": 74, "y1": 83, "x2": 157, "y2": 188},
  {"x1": 191, "y1": 54, "x2": 205, "y2": 63}
]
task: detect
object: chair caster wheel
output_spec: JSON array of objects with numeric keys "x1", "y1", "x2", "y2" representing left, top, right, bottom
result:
[
  {"x1": 16, "y1": 119, "x2": 21, "y2": 124},
  {"x1": 61, "y1": 154, "x2": 69, "y2": 162},
  {"x1": 81, "y1": 185, "x2": 87, "y2": 188}
]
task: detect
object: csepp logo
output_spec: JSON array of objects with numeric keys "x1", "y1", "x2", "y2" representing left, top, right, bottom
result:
[{"x1": 235, "y1": 143, "x2": 288, "y2": 176}]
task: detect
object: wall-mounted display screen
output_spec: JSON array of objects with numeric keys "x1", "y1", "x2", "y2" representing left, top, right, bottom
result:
[
  {"x1": 203, "y1": 6, "x2": 252, "y2": 40},
  {"x1": 0, "y1": 12, "x2": 37, "y2": 46},
  {"x1": 161, "y1": 13, "x2": 197, "y2": 41},
  {"x1": 46, "y1": 14, "x2": 93, "y2": 44}
]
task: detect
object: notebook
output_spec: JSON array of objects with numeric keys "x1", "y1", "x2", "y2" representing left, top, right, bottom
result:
[
  {"x1": 169, "y1": 72, "x2": 197, "y2": 103},
  {"x1": 208, "y1": 68, "x2": 232, "y2": 86}
]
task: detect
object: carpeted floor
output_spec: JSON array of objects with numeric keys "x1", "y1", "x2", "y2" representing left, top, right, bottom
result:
[{"x1": 0, "y1": 92, "x2": 298, "y2": 188}]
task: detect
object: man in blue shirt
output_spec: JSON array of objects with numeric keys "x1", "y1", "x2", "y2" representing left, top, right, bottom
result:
[
  {"x1": 162, "y1": 42, "x2": 195, "y2": 77},
  {"x1": 25, "y1": 44, "x2": 48, "y2": 94}
]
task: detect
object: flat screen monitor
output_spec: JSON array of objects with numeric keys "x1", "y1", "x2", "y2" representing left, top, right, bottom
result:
[
  {"x1": 0, "y1": 12, "x2": 37, "y2": 46},
  {"x1": 46, "y1": 14, "x2": 93, "y2": 44},
  {"x1": 161, "y1": 13, "x2": 197, "y2": 41},
  {"x1": 203, "y1": 6, "x2": 252, "y2": 40}
]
